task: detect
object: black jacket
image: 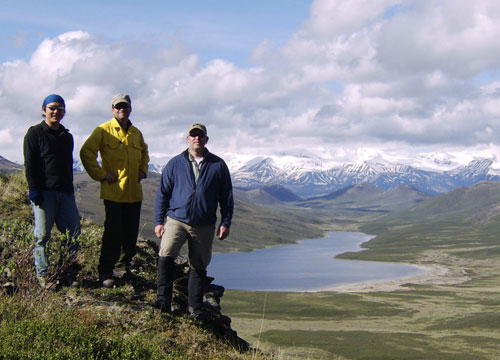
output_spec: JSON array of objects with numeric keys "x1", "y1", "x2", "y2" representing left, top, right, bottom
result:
[{"x1": 23, "y1": 121, "x2": 74, "y2": 193}]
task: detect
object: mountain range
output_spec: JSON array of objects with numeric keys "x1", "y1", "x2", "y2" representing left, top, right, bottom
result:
[
  {"x1": 137, "y1": 152, "x2": 500, "y2": 197},
  {"x1": 227, "y1": 155, "x2": 500, "y2": 196},
  {"x1": 5, "y1": 152, "x2": 500, "y2": 197}
]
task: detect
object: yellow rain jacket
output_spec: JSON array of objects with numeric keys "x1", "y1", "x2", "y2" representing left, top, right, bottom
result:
[{"x1": 80, "y1": 118, "x2": 149, "y2": 203}]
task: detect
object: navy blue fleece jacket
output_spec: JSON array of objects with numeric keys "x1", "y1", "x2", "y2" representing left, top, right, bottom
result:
[{"x1": 154, "y1": 149, "x2": 233, "y2": 227}]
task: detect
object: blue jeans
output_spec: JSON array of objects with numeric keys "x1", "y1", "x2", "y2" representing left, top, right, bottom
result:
[{"x1": 32, "y1": 190, "x2": 81, "y2": 276}]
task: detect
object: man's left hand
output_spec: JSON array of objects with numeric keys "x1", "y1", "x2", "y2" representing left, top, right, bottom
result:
[
  {"x1": 218, "y1": 225, "x2": 230, "y2": 240},
  {"x1": 138, "y1": 170, "x2": 146, "y2": 182}
]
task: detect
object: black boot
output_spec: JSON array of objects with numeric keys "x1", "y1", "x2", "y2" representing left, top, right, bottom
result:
[
  {"x1": 153, "y1": 256, "x2": 175, "y2": 313},
  {"x1": 188, "y1": 268, "x2": 207, "y2": 319}
]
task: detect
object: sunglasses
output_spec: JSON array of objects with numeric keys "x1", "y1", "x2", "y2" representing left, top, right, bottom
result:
[
  {"x1": 46, "y1": 105, "x2": 65, "y2": 111},
  {"x1": 189, "y1": 132, "x2": 206, "y2": 138},
  {"x1": 114, "y1": 103, "x2": 131, "y2": 110}
]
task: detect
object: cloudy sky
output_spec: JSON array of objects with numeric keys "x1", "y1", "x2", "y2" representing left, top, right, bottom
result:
[{"x1": 2, "y1": 0, "x2": 500, "y2": 167}]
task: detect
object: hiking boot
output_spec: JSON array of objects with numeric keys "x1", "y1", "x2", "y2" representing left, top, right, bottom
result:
[
  {"x1": 102, "y1": 278, "x2": 114, "y2": 288},
  {"x1": 153, "y1": 298, "x2": 172, "y2": 313},
  {"x1": 100, "y1": 274, "x2": 115, "y2": 288},
  {"x1": 154, "y1": 256, "x2": 175, "y2": 313},
  {"x1": 121, "y1": 269, "x2": 138, "y2": 281},
  {"x1": 188, "y1": 268, "x2": 206, "y2": 316},
  {"x1": 60, "y1": 277, "x2": 80, "y2": 288},
  {"x1": 61, "y1": 271, "x2": 80, "y2": 288},
  {"x1": 189, "y1": 309, "x2": 211, "y2": 325}
]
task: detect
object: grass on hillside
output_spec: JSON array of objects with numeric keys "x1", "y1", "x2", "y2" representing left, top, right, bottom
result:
[
  {"x1": 7, "y1": 172, "x2": 500, "y2": 359},
  {"x1": 0, "y1": 172, "x2": 275, "y2": 360}
]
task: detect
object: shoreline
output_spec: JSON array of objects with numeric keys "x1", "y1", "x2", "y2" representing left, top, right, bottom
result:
[{"x1": 312, "y1": 264, "x2": 470, "y2": 293}]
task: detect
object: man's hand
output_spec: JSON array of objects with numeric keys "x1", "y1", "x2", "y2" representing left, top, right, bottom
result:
[
  {"x1": 103, "y1": 171, "x2": 118, "y2": 184},
  {"x1": 28, "y1": 189, "x2": 43, "y2": 206},
  {"x1": 155, "y1": 224, "x2": 165, "y2": 239},
  {"x1": 217, "y1": 225, "x2": 230, "y2": 240},
  {"x1": 138, "y1": 170, "x2": 146, "y2": 183}
]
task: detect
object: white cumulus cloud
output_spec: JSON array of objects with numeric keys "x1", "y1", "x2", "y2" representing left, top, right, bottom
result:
[{"x1": 2, "y1": 0, "x2": 500, "y2": 166}]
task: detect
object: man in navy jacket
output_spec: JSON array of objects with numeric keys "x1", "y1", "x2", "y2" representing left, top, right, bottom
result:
[{"x1": 153, "y1": 123, "x2": 233, "y2": 318}]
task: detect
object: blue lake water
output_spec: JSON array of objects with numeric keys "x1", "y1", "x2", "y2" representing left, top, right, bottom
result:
[{"x1": 207, "y1": 231, "x2": 424, "y2": 292}]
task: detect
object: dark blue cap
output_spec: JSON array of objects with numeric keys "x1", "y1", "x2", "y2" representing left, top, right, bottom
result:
[{"x1": 42, "y1": 94, "x2": 65, "y2": 109}]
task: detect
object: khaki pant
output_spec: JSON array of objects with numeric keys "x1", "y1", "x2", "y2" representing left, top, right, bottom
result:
[{"x1": 159, "y1": 217, "x2": 215, "y2": 270}]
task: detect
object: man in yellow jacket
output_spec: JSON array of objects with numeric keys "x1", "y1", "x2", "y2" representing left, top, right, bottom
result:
[{"x1": 80, "y1": 93, "x2": 149, "y2": 287}]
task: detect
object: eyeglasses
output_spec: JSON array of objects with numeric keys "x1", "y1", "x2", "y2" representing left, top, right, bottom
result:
[
  {"x1": 189, "y1": 132, "x2": 206, "y2": 139},
  {"x1": 114, "y1": 103, "x2": 130, "y2": 110},
  {"x1": 46, "y1": 105, "x2": 65, "y2": 111}
]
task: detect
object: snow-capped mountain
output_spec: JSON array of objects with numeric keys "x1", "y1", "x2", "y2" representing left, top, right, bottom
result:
[
  {"x1": 148, "y1": 162, "x2": 164, "y2": 173},
  {"x1": 228, "y1": 154, "x2": 500, "y2": 196},
  {"x1": 73, "y1": 160, "x2": 84, "y2": 172},
  {"x1": 142, "y1": 151, "x2": 500, "y2": 196},
  {"x1": 4, "y1": 149, "x2": 497, "y2": 197},
  {"x1": 73, "y1": 159, "x2": 164, "y2": 174}
]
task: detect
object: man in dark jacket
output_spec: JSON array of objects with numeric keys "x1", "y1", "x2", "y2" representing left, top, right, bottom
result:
[
  {"x1": 23, "y1": 94, "x2": 81, "y2": 288},
  {"x1": 153, "y1": 123, "x2": 233, "y2": 318}
]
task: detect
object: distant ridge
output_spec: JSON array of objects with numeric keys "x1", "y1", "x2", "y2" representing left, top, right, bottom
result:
[
  {"x1": 233, "y1": 187, "x2": 284, "y2": 205},
  {"x1": 379, "y1": 184, "x2": 430, "y2": 205},
  {"x1": 261, "y1": 184, "x2": 302, "y2": 202},
  {"x1": 2, "y1": 155, "x2": 83, "y2": 174},
  {"x1": 233, "y1": 184, "x2": 302, "y2": 205},
  {"x1": 379, "y1": 181, "x2": 500, "y2": 225},
  {"x1": 293, "y1": 182, "x2": 432, "y2": 214},
  {"x1": 0, "y1": 155, "x2": 22, "y2": 173},
  {"x1": 310, "y1": 183, "x2": 383, "y2": 201}
]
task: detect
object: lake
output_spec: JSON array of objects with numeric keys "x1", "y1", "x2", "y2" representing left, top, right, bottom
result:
[{"x1": 207, "y1": 231, "x2": 424, "y2": 292}]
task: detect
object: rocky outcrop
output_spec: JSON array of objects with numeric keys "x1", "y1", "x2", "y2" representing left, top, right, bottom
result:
[{"x1": 141, "y1": 239, "x2": 249, "y2": 352}]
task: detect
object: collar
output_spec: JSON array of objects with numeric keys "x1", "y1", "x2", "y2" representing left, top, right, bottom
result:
[
  {"x1": 40, "y1": 120, "x2": 68, "y2": 133},
  {"x1": 111, "y1": 117, "x2": 133, "y2": 132},
  {"x1": 187, "y1": 148, "x2": 209, "y2": 162}
]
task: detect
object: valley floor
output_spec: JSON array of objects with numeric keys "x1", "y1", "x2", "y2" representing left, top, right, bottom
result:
[
  {"x1": 221, "y1": 234, "x2": 500, "y2": 359},
  {"x1": 325, "y1": 250, "x2": 470, "y2": 293}
]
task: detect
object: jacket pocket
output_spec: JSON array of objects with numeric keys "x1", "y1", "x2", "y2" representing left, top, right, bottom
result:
[
  {"x1": 102, "y1": 138, "x2": 124, "y2": 169},
  {"x1": 130, "y1": 142, "x2": 144, "y2": 163},
  {"x1": 104, "y1": 137, "x2": 121, "y2": 150}
]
